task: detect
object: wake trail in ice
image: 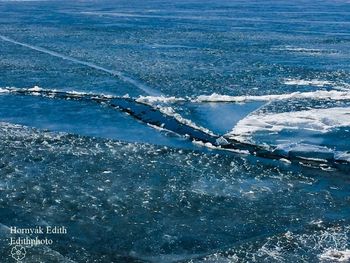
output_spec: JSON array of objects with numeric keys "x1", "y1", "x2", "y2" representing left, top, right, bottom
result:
[{"x1": 0, "y1": 35, "x2": 161, "y2": 96}]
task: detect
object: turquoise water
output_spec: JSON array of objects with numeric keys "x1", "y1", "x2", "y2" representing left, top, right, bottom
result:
[{"x1": 0, "y1": 0, "x2": 350, "y2": 262}]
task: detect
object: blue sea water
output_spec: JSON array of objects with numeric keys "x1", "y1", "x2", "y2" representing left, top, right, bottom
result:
[{"x1": 0, "y1": 0, "x2": 350, "y2": 262}]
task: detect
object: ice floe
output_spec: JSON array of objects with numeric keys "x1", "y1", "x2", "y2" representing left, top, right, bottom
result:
[{"x1": 227, "y1": 106, "x2": 350, "y2": 137}]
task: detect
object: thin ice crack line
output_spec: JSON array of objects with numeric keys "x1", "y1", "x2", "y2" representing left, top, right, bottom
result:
[{"x1": 0, "y1": 35, "x2": 162, "y2": 96}]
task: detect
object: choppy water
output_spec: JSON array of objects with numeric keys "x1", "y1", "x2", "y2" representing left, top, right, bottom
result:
[{"x1": 0, "y1": 0, "x2": 349, "y2": 262}]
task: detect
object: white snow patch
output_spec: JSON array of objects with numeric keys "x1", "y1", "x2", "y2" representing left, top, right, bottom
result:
[{"x1": 227, "y1": 107, "x2": 350, "y2": 137}]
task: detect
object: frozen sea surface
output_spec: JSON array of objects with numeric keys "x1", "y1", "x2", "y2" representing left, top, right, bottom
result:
[
  {"x1": 0, "y1": 123, "x2": 349, "y2": 263},
  {"x1": 0, "y1": 0, "x2": 350, "y2": 262}
]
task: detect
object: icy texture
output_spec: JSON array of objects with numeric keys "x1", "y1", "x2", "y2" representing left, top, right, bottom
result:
[
  {"x1": 1, "y1": 0, "x2": 350, "y2": 262},
  {"x1": 1, "y1": 0, "x2": 350, "y2": 97},
  {"x1": 228, "y1": 107, "x2": 350, "y2": 136},
  {"x1": 0, "y1": 123, "x2": 349, "y2": 262}
]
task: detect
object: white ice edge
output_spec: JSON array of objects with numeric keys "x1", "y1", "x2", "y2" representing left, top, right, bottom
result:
[
  {"x1": 194, "y1": 90, "x2": 350, "y2": 103},
  {"x1": 136, "y1": 95, "x2": 185, "y2": 103},
  {"x1": 3, "y1": 86, "x2": 350, "y2": 104},
  {"x1": 0, "y1": 86, "x2": 116, "y2": 99},
  {"x1": 136, "y1": 89, "x2": 350, "y2": 104}
]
